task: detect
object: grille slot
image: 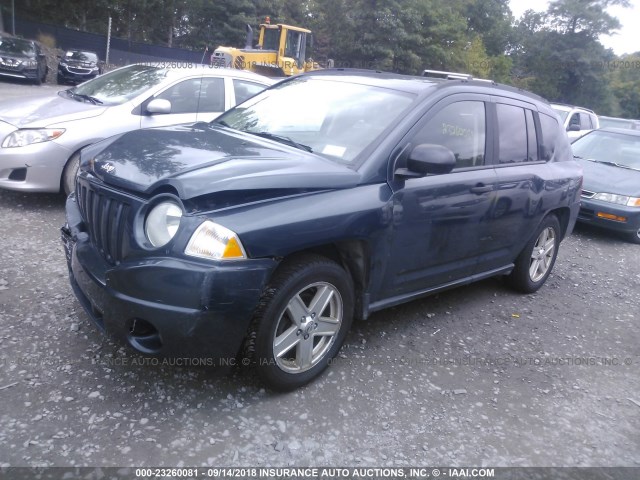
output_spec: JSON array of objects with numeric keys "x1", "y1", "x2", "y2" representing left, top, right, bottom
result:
[
  {"x1": 581, "y1": 189, "x2": 596, "y2": 199},
  {"x1": 77, "y1": 182, "x2": 131, "y2": 265}
]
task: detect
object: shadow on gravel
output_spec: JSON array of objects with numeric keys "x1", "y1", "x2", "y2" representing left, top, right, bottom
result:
[
  {"x1": 572, "y1": 222, "x2": 634, "y2": 246},
  {"x1": 0, "y1": 188, "x2": 65, "y2": 210}
]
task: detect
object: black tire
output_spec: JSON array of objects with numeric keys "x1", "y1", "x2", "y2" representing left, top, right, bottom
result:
[
  {"x1": 33, "y1": 74, "x2": 42, "y2": 86},
  {"x1": 247, "y1": 254, "x2": 354, "y2": 391},
  {"x1": 508, "y1": 215, "x2": 561, "y2": 293},
  {"x1": 62, "y1": 153, "x2": 80, "y2": 196},
  {"x1": 57, "y1": 74, "x2": 65, "y2": 85},
  {"x1": 627, "y1": 227, "x2": 640, "y2": 245}
]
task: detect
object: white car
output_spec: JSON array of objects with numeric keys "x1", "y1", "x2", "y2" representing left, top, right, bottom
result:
[
  {"x1": 0, "y1": 64, "x2": 273, "y2": 194},
  {"x1": 550, "y1": 103, "x2": 599, "y2": 141}
]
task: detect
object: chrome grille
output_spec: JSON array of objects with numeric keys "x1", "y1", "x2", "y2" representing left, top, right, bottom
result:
[
  {"x1": 581, "y1": 189, "x2": 596, "y2": 199},
  {"x1": 76, "y1": 182, "x2": 131, "y2": 265}
]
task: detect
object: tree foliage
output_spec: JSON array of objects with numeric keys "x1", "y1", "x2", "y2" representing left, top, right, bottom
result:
[{"x1": 11, "y1": 0, "x2": 639, "y2": 117}]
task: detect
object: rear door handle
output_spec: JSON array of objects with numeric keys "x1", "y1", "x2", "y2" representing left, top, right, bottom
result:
[{"x1": 470, "y1": 184, "x2": 493, "y2": 194}]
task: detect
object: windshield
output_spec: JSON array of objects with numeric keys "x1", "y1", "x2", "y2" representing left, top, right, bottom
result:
[
  {"x1": 64, "y1": 51, "x2": 98, "y2": 63},
  {"x1": 216, "y1": 77, "x2": 415, "y2": 164},
  {"x1": 572, "y1": 130, "x2": 640, "y2": 170},
  {"x1": 551, "y1": 107, "x2": 569, "y2": 122},
  {"x1": 0, "y1": 37, "x2": 35, "y2": 57},
  {"x1": 68, "y1": 64, "x2": 168, "y2": 106}
]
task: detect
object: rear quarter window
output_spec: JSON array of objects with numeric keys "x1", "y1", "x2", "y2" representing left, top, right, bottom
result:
[{"x1": 539, "y1": 112, "x2": 571, "y2": 162}]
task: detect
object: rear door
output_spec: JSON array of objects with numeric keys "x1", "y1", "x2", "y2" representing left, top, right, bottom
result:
[
  {"x1": 476, "y1": 98, "x2": 545, "y2": 273},
  {"x1": 379, "y1": 95, "x2": 498, "y2": 299}
]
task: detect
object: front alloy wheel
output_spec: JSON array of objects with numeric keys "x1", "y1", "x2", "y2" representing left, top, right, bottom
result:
[
  {"x1": 273, "y1": 281, "x2": 343, "y2": 374},
  {"x1": 248, "y1": 254, "x2": 354, "y2": 391},
  {"x1": 508, "y1": 214, "x2": 561, "y2": 293}
]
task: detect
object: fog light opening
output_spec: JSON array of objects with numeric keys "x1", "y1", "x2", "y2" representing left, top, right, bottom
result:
[
  {"x1": 127, "y1": 318, "x2": 163, "y2": 354},
  {"x1": 8, "y1": 168, "x2": 27, "y2": 181}
]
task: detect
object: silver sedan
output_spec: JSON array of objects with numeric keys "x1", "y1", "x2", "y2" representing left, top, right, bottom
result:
[{"x1": 0, "y1": 64, "x2": 273, "y2": 194}]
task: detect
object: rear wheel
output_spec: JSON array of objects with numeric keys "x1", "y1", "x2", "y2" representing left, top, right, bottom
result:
[
  {"x1": 248, "y1": 254, "x2": 354, "y2": 391},
  {"x1": 62, "y1": 153, "x2": 80, "y2": 196},
  {"x1": 508, "y1": 215, "x2": 561, "y2": 293}
]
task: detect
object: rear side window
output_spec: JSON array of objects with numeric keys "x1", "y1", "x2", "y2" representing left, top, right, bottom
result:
[
  {"x1": 233, "y1": 79, "x2": 266, "y2": 105},
  {"x1": 198, "y1": 77, "x2": 225, "y2": 112},
  {"x1": 496, "y1": 104, "x2": 527, "y2": 164},
  {"x1": 539, "y1": 113, "x2": 561, "y2": 161},
  {"x1": 579, "y1": 112, "x2": 593, "y2": 129},
  {"x1": 412, "y1": 101, "x2": 486, "y2": 168}
]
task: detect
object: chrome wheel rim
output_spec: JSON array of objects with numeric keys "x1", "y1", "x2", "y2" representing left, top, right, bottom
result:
[
  {"x1": 529, "y1": 227, "x2": 556, "y2": 282},
  {"x1": 273, "y1": 282, "x2": 343, "y2": 374}
]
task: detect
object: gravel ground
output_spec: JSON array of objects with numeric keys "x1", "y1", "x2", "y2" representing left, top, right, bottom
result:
[
  {"x1": 0, "y1": 82, "x2": 638, "y2": 469},
  {"x1": 0, "y1": 187, "x2": 638, "y2": 468}
]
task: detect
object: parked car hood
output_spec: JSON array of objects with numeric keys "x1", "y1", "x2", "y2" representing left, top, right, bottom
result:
[
  {"x1": 0, "y1": 92, "x2": 106, "y2": 128},
  {"x1": 84, "y1": 124, "x2": 361, "y2": 200},
  {"x1": 579, "y1": 158, "x2": 640, "y2": 196}
]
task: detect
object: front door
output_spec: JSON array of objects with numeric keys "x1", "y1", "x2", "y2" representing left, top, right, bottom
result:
[{"x1": 379, "y1": 96, "x2": 498, "y2": 299}]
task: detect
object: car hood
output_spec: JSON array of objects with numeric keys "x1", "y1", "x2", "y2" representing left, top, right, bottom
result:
[
  {"x1": 0, "y1": 92, "x2": 106, "y2": 127},
  {"x1": 83, "y1": 124, "x2": 361, "y2": 200},
  {"x1": 579, "y1": 159, "x2": 640, "y2": 196}
]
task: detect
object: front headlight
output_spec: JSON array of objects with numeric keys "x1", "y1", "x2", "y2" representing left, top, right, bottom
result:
[
  {"x1": 185, "y1": 221, "x2": 247, "y2": 260},
  {"x1": 594, "y1": 193, "x2": 640, "y2": 207},
  {"x1": 144, "y1": 201, "x2": 183, "y2": 247},
  {"x1": 2, "y1": 129, "x2": 66, "y2": 148}
]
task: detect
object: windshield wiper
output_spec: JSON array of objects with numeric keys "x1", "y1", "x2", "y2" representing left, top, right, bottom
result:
[
  {"x1": 593, "y1": 159, "x2": 634, "y2": 169},
  {"x1": 65, "y1": 90, "x2": 103, "y2": 105},
  {"x1": 245, "y1": 130, "x2": 313, "y2": 153}
]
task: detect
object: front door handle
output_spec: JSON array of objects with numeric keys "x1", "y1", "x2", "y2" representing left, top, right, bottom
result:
[{"x1": 470, "y1": 184, "x2": 493, "y2": 194}]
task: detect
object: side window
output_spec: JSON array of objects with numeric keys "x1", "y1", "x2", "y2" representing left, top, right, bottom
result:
[
  {"x1": 579, "y1": 112, "x2": 592, "y2": 129},
  {"x1": 569, "y1": 112, "x2": 580, "y2": 129},
  {"x1": 198, "y1": 77, "x2": 225, "y2": 112},
  {"x1": 525, "y1": 109, "x2": 539, "y2": 162},
  {"x1": 155, "y1": 78, "x2": 202, "y2": 114},
  {"x1": 412, "y1": 101, "x2": 486, "y2": 169},
  {"x1": 496, "y1": 103, "x2": 528, "y2": 164},
  {"x1": 539, "y1": 113, "x2": 560, "y2": 161},
  {"x1": 233, "y1": 79, "x2": 265, "y2": 105},
  {"x1": 285, "y1": 30, "x2": 303, "y2": 59}
]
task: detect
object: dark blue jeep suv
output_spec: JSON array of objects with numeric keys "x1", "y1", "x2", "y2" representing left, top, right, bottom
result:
[{"x1": 62, "y1": 70, "x2": 582, "y2": 390}]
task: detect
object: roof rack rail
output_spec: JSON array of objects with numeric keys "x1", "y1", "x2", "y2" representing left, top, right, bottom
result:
[{"x1": 422, "y1": 69, "x2": 494, "y2": 83}]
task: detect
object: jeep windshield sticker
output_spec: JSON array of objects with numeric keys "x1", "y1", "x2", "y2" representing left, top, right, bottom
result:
[
  {"x1": 442, "y1": 123, "x2": 473, "y2": 138},
  {"x1": 322, "y1": 145, "x2": 346, "y2": 157}
]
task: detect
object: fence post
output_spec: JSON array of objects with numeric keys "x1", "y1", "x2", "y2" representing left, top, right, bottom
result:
[{"x1": 106, "y1": 16, "x2": 111, "y2": 65}]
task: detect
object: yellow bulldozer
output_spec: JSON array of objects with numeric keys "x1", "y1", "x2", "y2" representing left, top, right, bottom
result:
[{"x1": 211, "y1": 17, "x2": 321, "y2": 77}]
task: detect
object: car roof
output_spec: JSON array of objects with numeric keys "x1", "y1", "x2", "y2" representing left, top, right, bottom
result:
[
  {"x1": 135, "y1": 63, "x2": 275, "y2": 84},
  {"x1": 65, "y1": 49, "x2": 98, "y2": 55},
  {"x1": 302, "y1": 68, "x2": 548, "y2": 104},
  {"x1": 550, "y1": 103, "x2": 595, "y2": 114}
]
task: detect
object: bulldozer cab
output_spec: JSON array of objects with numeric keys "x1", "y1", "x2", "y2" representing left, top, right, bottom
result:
[
  {"x1": 211, "y1": 18, "x2": 319, "y2": 77},
  {"x1": 258, "y1": 23, "x2": 310, "y2": 75}
]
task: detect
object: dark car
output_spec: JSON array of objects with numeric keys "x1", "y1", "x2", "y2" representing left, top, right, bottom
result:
[
  {"x1": 61, "y1": 70, "x2": 582, "y2": 390},
  {"x1": 57, "y1": 49, "x2": 101, "y2": 84},
  {"x1": 0, "y1": 35, "x2": 48, "y2": 85},
  {"x1": 572, "y1": 128, "x2": 640, "y2": 243}
]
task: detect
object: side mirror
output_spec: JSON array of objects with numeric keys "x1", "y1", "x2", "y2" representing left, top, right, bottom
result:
[
  {"x1": 398, "y1": 144, "x2": 456, "y2": 177},
  {"x1": 146, "y1": 98, "x2": 171, "y2": 115},
  {"x1": 568, "y1": 124, "x2": 581, "y2": 132}
]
